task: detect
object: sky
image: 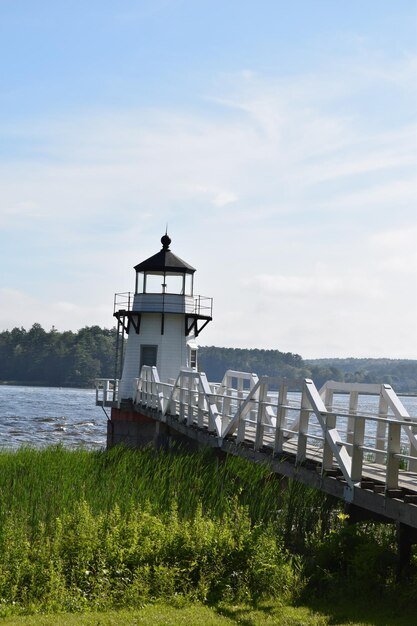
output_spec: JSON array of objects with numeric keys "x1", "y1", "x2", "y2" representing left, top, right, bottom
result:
[{"x1": 0, "y1": 0, "x2": 416, "y2": 359}]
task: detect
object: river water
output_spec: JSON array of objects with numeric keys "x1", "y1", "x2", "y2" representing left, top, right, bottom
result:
[
  {"x1": 0, "y1": 385, "x2": 416, "y2": 451},
  {"x1": 0, "y1": 386, "x2": 106, "y2": 450}
]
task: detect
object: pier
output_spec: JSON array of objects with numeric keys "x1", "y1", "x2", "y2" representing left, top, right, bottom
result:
[{"x1": 96, "y1": 368, "x2": 417, "y2": 539}]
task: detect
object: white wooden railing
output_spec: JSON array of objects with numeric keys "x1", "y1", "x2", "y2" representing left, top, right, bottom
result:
[
  {"x1": 95, "y1": 368, "x2": 417, "y2": 493},
  {"x1": 95, "y1": 378, "x2": 119, "y2": 406}
]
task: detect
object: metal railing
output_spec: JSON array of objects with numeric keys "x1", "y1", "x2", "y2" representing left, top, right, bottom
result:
[
  {"x1": 113, "y1": 292, "x2": 213, "y2": 317},
  {"x1": 113, "y1": 292, "x2": 133, "y2": 312}
]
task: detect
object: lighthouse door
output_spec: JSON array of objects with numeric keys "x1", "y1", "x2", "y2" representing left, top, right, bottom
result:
[{"x1": 140, "y1": 345, "x2": 158, "y2": 372}]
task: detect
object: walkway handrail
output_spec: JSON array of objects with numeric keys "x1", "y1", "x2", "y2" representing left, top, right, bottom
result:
[
  {"x1": 319, "y1": 380, "x2": 417, "y2": 472},
  {"x1": 97, "y1": 369, "x2": 417, "y2": 494}
]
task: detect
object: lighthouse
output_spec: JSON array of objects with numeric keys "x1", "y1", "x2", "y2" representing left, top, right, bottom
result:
[{"x1": 114, "y1": 233, "x2": 213, "y2": 402}]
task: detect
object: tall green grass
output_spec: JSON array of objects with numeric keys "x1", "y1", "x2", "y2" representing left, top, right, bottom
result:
[
  {"x1": 0, "y1": 445, "x2": 333, "y2": 532},
  {"x1": 0, "y1": 445, "x2": 413, "y2": 619},
  {"x1": 0, "y1": 446, "x2": 307, "y2": 615}
]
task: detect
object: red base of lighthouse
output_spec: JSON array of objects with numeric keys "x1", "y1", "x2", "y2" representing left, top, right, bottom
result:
[
  {"x1": 107, "y1": 407, "x2": 158, "y2": 448},
  {"x1": 106, "y1": 406, "x2": 201, "y2": 451}
]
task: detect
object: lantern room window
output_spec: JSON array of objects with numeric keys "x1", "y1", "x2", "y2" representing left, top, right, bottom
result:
[
  {"x1": 136, "y1": 272, "x2": 145, "y2": 294},
  {"x1": 136, "y1": 271, "x2": 194, "y2": 295},
  {"x1": 184, "y1": 273, "x2": 193, "y2": 296}
]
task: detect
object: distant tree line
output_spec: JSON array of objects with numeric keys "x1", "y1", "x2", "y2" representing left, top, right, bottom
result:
[
  {"x1": 198, "y1": 346, "x2": 310, "y2": 388},
  {"x1": 0, "y1": 325, "x2": 416, "y2": 393},
  {"x1": 0, "y1": 324, "x2": 116, "y2": 387},
  {"x1": 198, "y1": 347, "x2": 417, "y2": 392},
  {"x1": 305, "y1": 357, "x2": 417, "y2": 394}
]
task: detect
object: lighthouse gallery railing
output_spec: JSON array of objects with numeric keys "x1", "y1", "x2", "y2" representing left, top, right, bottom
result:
[{"x1": 113, "y1": 292, "x2": 213, "y2": 317}]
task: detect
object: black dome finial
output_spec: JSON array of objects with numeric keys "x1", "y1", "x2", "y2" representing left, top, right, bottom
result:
[{"x1": 161, "y1": 229, "x2": 171, "y2": 250}]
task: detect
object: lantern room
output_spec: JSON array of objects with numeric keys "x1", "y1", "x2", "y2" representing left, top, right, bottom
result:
[{"x1": 134, "y1": 233, "x2": 194, "y2": 296}]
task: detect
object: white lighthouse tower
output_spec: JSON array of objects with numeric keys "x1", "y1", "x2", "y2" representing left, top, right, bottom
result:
[{"x1": 115, "y1": 233, "x2": 212, "y2": 401}]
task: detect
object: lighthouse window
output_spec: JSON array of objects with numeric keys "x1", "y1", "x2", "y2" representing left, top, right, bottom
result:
[
  {"x1": 142, "y1": 272, "x2": 190, "y2": 294},
  {"x1": 165, "y1": 274, "x2": 183, "y2": 294},
  {"x1": 136, "y1": 273, "x2": 144, "y2": 294},
  {"x1": 144, "y1": 274, "x2": 163, "y2": 293},
  {"x1": 140, "y1": 345, "x2": 158, "y2": 371},
  {"x1": 184, "y1": 273, "x2": 193, "y2": 296}
]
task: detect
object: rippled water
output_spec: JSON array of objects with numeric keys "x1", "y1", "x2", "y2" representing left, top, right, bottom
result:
[
  {"x1": 0, "y1": 386, "x2": 107, "y2": 450},
  {"x1": 0, "y1": 385, "x2": 416, "y2": 451}
]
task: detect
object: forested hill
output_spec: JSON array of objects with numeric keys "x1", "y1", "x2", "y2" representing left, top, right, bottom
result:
[
  {"x1": 304, "y1": 358, "x2": 417, "y2": 393},
  {"x1": 0, "y1": 324, "x2": 416, "y2": 392},
  {"x1": 198, "y1": 346, "x2": 309, "y2": 387},
  {"x1": 199, "y1": 347, "x2": 417, "y2": 393},
  {"x1": 0, "y1": 324, "x2": 116, "y2": 387}
]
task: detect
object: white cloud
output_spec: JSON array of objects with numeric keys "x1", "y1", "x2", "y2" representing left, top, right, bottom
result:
[
  {"x1": 370, "y1": 225, "x2": 417, "y2": 274},
  {"x1": 0, "y1": 288, "x2": 114, "y2": 333},
  {"x1": 0, "y1": 56, "x2": 416, "y2": 357},
  {"x1": 185, "y1": 185, "x2": 238, "y2": 207},
  {"x1": 245, "y1": 272, "x2": 382, "y2": 299},
  {"x1": 371, "y1": 225, "x2": 417, "y2": 249}
]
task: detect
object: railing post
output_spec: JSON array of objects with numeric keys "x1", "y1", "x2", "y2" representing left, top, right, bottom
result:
[
  {"x1": 386, "y1": 421, "x2": 401, "y2": 490},
  {"x1": 297, "y1": 385, "x2": 310, "y2": 464},
  {"x1": 409, "y1": 425, "x2": 417, "y2": 472},
  {"x1": 150, "y1": 370, "x2": 155, "y2": 407},
  {"x1": 198, "y1": 379, "x2": 205, "y2": 428},
  {"x1": 152, "y1": 377, "x2": 158, "y2": 409},
  {"x1": 144, "y1": 369, "x2": 149, "y2": 406},
  {"x1": 179, "y1": 374, "x2": 186, "y2": 422},
  {"x1": 382, "y1": 384, "x2": 417, "y2": 472},
  {"x1": 186, "y1": 374, "x2": 195, "y2": 426},
  {"x1": 249, "y1": 374, "x2": 258, "y2": 423},
  {"x1": 347, "y1": 391, "x2": 359, "y2": 450},
  {"x1": 351, "y1": 415, "x2": 365, "y2": 483},
  {"x1": 255, "y1": 378, "x2": 268, "y2": 451},
  {"x1": 146, "y1": 369, "x2": 151, "y2": 406},
  {"x1": 237, "y1": 376, "x2": 245, "y2": 422},
  {"x1": 274, "y1": 380, "x2": 288, "y2": 455},
  {"x1": 207, "y1": 390, "x2": 217, "y2": 434},
  {"x1": 322, "y1": 411, "x2": 336, "y2": 472},
  {"x1": 169, "y1": 382, "x2": 178, "y2": 416},
  {"x1": 319, "y1": 384, "x2": 337, "y2": 471},
  {"x1": 236, "y1": 398, "x2": 247, "y2": 443},
  {"x1": 140, "y1": 370, "x2": 145, "y2": 405},
  {"x1": 223, "y1": 373, "x2": 232, "y2": 417},
  {"x1": 376, "y1": 393, "x2": 388, "y2": 464},
  {"x1": 323, "y1": 387, "x2": 334, "y2": 411}
]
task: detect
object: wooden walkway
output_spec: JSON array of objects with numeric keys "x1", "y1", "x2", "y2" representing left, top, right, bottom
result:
[{"x1": 96, "y1": 369, "x2": 417, "y2": 529}]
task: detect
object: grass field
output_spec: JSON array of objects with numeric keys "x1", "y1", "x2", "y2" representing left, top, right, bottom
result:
[
  {"x1": 0, "y1": 601, "x2": 330, "y2": 626},
  {"x1": 0, "y1": 445, "x2": 415, "y2": 624},
  {"x1": 0, "y1": 600, "x2": 414, "y2": 626}
]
